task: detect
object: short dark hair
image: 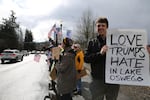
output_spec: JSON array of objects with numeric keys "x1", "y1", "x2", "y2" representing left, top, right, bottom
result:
[{"x1": 96, "y1": 17, "x2": 109, "y2": 28}]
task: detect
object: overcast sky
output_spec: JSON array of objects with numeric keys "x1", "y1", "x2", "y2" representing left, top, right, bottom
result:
[{"x1": 0, "y1": 0, "x2": 150, "y2": 42}]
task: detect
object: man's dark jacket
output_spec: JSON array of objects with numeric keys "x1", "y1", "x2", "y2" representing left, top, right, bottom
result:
[{"x1": 84, "y1": 35, "x2": 106, "y2": 80}]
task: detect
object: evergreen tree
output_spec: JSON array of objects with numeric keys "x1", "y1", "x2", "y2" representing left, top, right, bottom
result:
[
  {"x1": 24, "y1": 29, "x2": 33, "y2": 42},
  {"x1": 24, "y1": 29, "x2": 35, "y2": 50},
  {"x1": 0, "y1": 10, "x2": 21, "y2": 51}
]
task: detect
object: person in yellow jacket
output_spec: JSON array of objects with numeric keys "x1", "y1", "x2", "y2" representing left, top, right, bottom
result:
[{"x1": 73, "y1": 43, "x2": 84, "y2": 95}]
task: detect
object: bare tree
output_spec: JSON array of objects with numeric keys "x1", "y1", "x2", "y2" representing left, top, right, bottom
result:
[{"x1": 75, "y1": 9, "x2": 95, "y2": 48}]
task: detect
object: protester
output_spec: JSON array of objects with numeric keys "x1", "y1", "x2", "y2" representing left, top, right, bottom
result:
[
  {"x1": 45, "y1": 48, "x2": 50, "y2": 63},
  {"x1": 48, "y1": 45, "x2": 54, "y2": 71},
  {"x1": 47, "y1": 45, "x2": 57, "y2": 91},
  {"x1": 84, "y1": 17, "x2": 120, "y2": 100},
  {"x1": 73, "y1": 43, "x2": 84, "y2": 95},
  {"x1": 55, "y1": 37, "x2": 76, "y2": 100},
  {"x1": 147, "y1": 45, "x2": 150, "y2": 54}
]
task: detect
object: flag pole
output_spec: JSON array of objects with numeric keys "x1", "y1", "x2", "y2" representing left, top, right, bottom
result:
[
  {"x1": 55, "y1": 32, "x2": 58, "y2": 46},
  {"x1": 60, "y1": 23, "x2": 62, "y2": 43}
]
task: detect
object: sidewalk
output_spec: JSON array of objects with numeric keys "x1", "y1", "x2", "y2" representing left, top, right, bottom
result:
[
  {"x1": 46, "y1": 63, "x2": 131, "y2": 100},
  {"x1": 73, "y1": 74, "x2": 131, "y2": 100},
  {"x1": 72, "y1": 63, "x2": 131, "y2": 100}
]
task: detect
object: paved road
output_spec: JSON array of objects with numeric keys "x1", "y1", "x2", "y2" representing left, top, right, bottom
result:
[
  {"x1": 0, "y1": 54, "x2": 49, "y2": 100},
  {"x1": 0, "y1": 54, "x2": 131, "y2": 100}
]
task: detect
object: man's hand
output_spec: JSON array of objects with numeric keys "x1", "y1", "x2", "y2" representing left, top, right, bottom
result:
[{"x1": 100, "y1": 45, "x2": 108, "y2": 55}]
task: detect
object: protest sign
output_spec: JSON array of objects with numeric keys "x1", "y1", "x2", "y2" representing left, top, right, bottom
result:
[
  {"x1": 106, "y1": 29, "x2": 150, "y2": 86},
  {"x1": 52, "y1": 47, "x2": 61, "y2": 60},
  {"x1": 50, "y1": 61, "x2": 57, "y2": 80}
]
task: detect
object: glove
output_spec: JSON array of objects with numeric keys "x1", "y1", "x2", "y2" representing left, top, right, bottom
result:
[{"x1": 78, "y1": 70, "x2": 81, "y2": 73}]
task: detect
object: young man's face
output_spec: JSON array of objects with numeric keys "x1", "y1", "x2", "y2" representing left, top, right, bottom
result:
[{"x1": 96, "y1": 23, "x2": 107, "y2": 37}]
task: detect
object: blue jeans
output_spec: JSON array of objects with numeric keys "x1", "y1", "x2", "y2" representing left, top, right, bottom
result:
[{"x1": 77, "y1": 78, "x2": 82, "y2": 91}]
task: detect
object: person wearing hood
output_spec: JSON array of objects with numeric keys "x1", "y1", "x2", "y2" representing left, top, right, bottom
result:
[
  {"x1": 73, "y1": 43, "x2": 84, "y2": 95},
  {"x1": 55, "y1": 37, "x2": 76, "y2": 100}
]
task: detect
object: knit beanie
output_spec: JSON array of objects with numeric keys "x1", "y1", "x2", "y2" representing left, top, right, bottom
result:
[{"x1": 63, "y1": 37, "x2": 73, "y2": 47}]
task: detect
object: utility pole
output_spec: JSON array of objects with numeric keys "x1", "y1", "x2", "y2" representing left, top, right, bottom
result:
[
  {"x1": 55, "y1": 31, "x2": 58, "y2": 46},
  {"x1": 92, "y1": 20, "x2": 95, "y2": 38},
  {"x1": 60, "y1": 23, "x2": 62, "y2": 43}
]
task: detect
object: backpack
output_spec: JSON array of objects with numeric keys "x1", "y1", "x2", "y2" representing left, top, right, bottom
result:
[{"x1": 88, "y1": 38, "x2": 101, "y2": 53}]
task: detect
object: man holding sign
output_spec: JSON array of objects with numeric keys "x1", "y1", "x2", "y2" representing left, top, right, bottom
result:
[{"x1": 84, "y1": 17, "x2": 120, "y2": 100}]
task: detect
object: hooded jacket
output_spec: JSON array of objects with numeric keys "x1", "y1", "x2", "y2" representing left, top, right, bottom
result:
[{"x1": 55, "y1": 47, "x2": 76, "y2": 94}]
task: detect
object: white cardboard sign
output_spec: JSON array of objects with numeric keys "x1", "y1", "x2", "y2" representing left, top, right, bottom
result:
[{"x1": 106, "y1": 29, "x2": 150, "y2": 86}]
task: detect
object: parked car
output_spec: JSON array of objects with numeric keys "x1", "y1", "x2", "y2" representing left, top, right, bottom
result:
[
  {"x1": 21, "y1": 50, "x2": 29, "y2": 56},
  {"x1": 31, "y1": 50, "x2": 36, "y2": 54},
  {"x1": 0, "y1": 49, "x2": 24, "y2": 64}
]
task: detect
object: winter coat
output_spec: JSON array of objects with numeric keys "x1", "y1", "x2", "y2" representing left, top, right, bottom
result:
[
  {"x1": 84, "y1": 35, "x2": 106, "y2": 80},
  {"x1": 75, "y1": 50, "x2": 84, "y2": 71},
  {"x1": 55, "y1": 47, "x2": 76, "y2": 94}
]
